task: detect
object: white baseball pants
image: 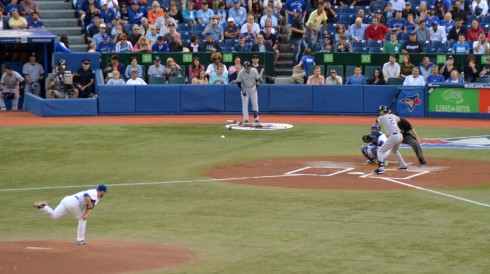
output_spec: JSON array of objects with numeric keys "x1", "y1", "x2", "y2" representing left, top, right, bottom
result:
[{"x1": 41, "y1": 196, "x2": 87, "y2": 242}]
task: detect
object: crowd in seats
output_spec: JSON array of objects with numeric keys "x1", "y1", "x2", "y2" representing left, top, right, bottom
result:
[{"x1": 1, "y1": 0, "x2": 44, "y2": 30}]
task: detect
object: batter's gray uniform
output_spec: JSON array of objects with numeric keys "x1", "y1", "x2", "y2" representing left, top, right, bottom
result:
[
  {"x1": 23, "y1": 61, "x2": 45, "y2": 96},
  {"x1": 376, "y1": 113, "x2": 408, "y2": 170},
  {"x1": 0, "y1": 71, "x2": 24, "y2": 110},
  {"x1": 237, "y1": 68, "x2": 260, "y2": 122}
]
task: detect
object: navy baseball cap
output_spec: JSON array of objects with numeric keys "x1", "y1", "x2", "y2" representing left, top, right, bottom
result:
[
  {"x1": 82, "y1": 58, "x2": 91, "y2": 64},
  {"x1": 102, "y1": 33, "x2": 109, "y2": 39},
  {"x1": 97, "y1": 184, "x2": 109, "y2": 192},
  {"x1": 431, "y1": 21, "x2": 438, "y2": 27}
]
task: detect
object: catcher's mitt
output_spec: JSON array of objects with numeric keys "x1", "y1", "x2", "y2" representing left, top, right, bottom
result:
[{"x1": 362, "y1": 134, "x2": 374, "y2": 143}]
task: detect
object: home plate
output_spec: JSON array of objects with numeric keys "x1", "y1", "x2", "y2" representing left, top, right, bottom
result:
[
  {"x1": 347, "y1": 172, "x2": 365, "y2": 175},
  {"x1": 26, "y1": 247, "x2": 52, "y2": 250}
]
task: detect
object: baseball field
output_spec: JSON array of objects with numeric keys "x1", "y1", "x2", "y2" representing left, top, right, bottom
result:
[{"x1": 0, "y1": 113, "x2": 489, "y2": 274}]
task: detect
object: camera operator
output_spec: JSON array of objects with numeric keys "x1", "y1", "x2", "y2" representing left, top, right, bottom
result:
[
  {"x1": 48, "y1": 59, "x2": 79, "y2": 99},
  {"x1": 74, "y1": 59, "x2": 95, "y2": 98},
  {"x1": 1, "y1": 65, "x2": 25, "y2": 111},
  {"x1": 23, "y1": 52, "x2": 45, "y2": 97}
]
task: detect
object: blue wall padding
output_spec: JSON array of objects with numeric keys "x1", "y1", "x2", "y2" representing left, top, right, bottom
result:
[
  {"x1": 54, "y1": 53, "x2": 100, "y2": 73},
  {"x1": 396, "y1": 87, "x2": 426, "y2": 117},
  {"x1": 363, "y1": 85, "x2": 399, "y2": 114},
  {"x1": 135, "y1": 85, "x2": 181, "y2": 113},
  {"x1": 312, "y1": 85, "x2": 363, "y2": 113},
  {"x1": 25, "y1": 93, "x2": 43, "y2": 116},
  {"x1": 25, "y1": 93, "x2": 97, "y2": 116},
  {"x1": 269, "y1": 85, "x2": 313, "y2": 112},
  {"x1": 180, "y1": 85, "x2": 225, "y2": 112},
  {"x1": 98, "y1": 85, "x2": 136, "y2": 113}
]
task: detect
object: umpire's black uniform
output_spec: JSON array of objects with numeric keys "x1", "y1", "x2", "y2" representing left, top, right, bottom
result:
[{"x1": 398, "y1": 118, "x2": 427, "y2": 165}]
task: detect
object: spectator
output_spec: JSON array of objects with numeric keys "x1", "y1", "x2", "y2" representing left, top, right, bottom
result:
[
  {"x1": 163, "y1": 22, "x2": 181, "y2": 45},
  {"x1": 290, "y1": 9, "x2": 306, "y2": 65},
  {"x1": 402, "y1": 2, "x2": 416, "y2": 19},
  {"x1": 128, "y1": 24, "x2": 142, "y2": 45},
  {"x1": 367, "y1": 68, "x2": 387, "y2": 85},
  {"x1": 228, "y1": 56, "x2": 242, "y2": 75},
  {"x1": 383, "y1": 33, "x2": 401, "y2": 53},
  {"x1": 261, "y1": 26, "x2": 279, "y2": 62},
  {"x1": 425, "y1": 5, "x2": 439, "y2": 26},
  {"x1": 192, "y1": 70, "x2": 209, "y2": 84},
  {"x1": 169, "y1": 3, "x2": 183, "y2": 23},
  {"x1": 111, "y1": 21, "x2": 126, "y2": 42},
  {"x1": 169, "y1": 35, "x2": 184, "y2": 52},
  {"x1": 439, "y1": 55, "x2": 458, "y2": 79},
  {"x1": 0, "y1": 65, "x2": 23, "y2": 110},
  {"x1": 369, "y1": 0, "x2": 386, "y2": 16},
  {"x1": 203, "y1": 15, "x2": 224, "y2": 41},
  {"x1": 197, "y1": 1, "x2": 214, "y2": 24},
  {"x1": 382, "y1": 54, "x2": 401, "y2": 81},
  {"x1": 126, "y1": 69, "x2": 147, "y2": 85},
  {"x1": 350, "y1": 8, "x2": 369, "y2": 25},
  {"x1": 224, "y1": 17, "x2": 240, "y2": 40},
  {"x1": 473, "y1": 33, "x2": 490, "y2": 54},
  {"x1": 6, "y1": 0, "x2": 21, "y2": 15},
  {"x1": 447, "y1": 18, "x2": 467, "y2": 41},
  {"x1": 232, "y1": 35, "x2": 252, "y2": 51},
  {"x1": 429, "y1": 21, "x2": 447, "y2": 43},
  {"x1": 291, "y1": 48, "x2": 315, "y2": 84},
  {"x1": 479, "y1": 56, "x2": 490, "y2": 77},
  {"x1": 462, "y1": 55, "x2": 480, "y2": 82},
  {"x1": 106, "y1": 71, "x2": 126, "y2": 85},
  {"x1": 252, "y1": 34, "x2": 274, "y2": 52},
  {"x1": 440, "y1": 12, "x2": 455, "y2": 33},
  {"x1": 206, "y1": 52, "x2": 227, "y2": 75},
  {"x1": 285, "y1": 0, "x2": 307, "y2": 27},
  {"x1": 103, "y1": 55, "x2": 125, "y2": 79},
  {"x1": 156, "y1": 8, "x2": 177, "y2": 35},
  {"x1": 145, "y1": 25, "x2": 159, "y2": 46},
  {"x1": 401, "y1": 32, "x2": 423, "y2": 53},
  {"x1": 472, "y1": 0, "x2": 488, "y2": 16},
  {"x1": 200, "y1": 32, "x2": 222, "y2": 52},
  {"x1": 182, "y1": 1, "x2": 197, "y2": 24},
  {"x1": 229, "y1": 0, "x2": 247, "y2": 26},
  {"x1": 400, "y1": 54, "x2": 415, "y2": 77},
  {"x1": 335, "y1": 34, "x2": 353, "y2": 52},
  {"x1": 147, "y1": 56, "x2": 166, "y2": 78},
  {"x1": 74, "y1": 59, "x2": 95, "y2": 98},
  {"x1": 388, "y1": 10, "x2": 407, "y2": 34},
  {"x1": 23, "y1": 52, "x2": 44, "y2": 97},
  {"x1": 139, "y1": 17, "x2": 151, "y2": 37},
  {"x1": 91, "y1": 23, "x2": 108, "y2": 48},
  {"x1": 55, "y1": 34, "x2": 72, "y2": 53},
  {"x1": 79, "y1": 0, "x2": 100, "y2": 32},
  {"x1": 403, "y1": 67, "x2": 426, "y2": 85},
  {"x1": 365, "y1": 17, "x2": 388, "y2": 41},
  {"x1": 405, "y1": 13, "x2": 418, "y2": 33},
  {"x1": 240, "y1": 14, "x2": 261, "y2": 34},
  {"x1": 426, "y1": 65, "x2": 445, "y2": 83},
  {"x1": 133, "y1": 36, "x2": 152, "y2": 52},
  {"x1": 125, "y1": 56, "x2": 144, "y2": 79},
  {"x1": 306, "y1": 3, "x2": 327, "y2": 49},
  {"x1": 325, "y1": 68, "x2": 343, "y2": 85},
  {"x1": 323, "y1": 1, "x2": 337, "y2": 23},
  {"x1": 20, "y1": 0, "x2": 39, "y2": 16},
  {"x1": 129, "y1": 1, "x2": 146, "y2": 24},
  {"x1": 118, "y1": 2, "x2": 130, "y2": 24},
  {"x1": 8, "y1": 8, "x2": 28, "y2": 29},
  {"x1": 0, "y1": 13, "x2": 4, "y2": 30},
  {"x1": 249, "y1": 0, "x2": 263, "y2": 22},
  {"x1": 450, "y1": 0, "x2": 467, "y2": 23},
  {"x1": 242, "y1": 23, "x2": 257, "y2": 47},
  {"x1": 390, "y1": 0, "x2": 405, "y2": 12},
  {"x1": 96, "y1": 34, "x2": 116, "y2": 52},
  {"x1": 452, "y1": 33, "x2": 470, "y2": 54},
  {"x1": 28, "y1": 11, "x2": 45, "y2": 29},
  {"x1": 100, "y1": 0, "x2": 116, "y2": 27},
  {"x1": 418, "y1": 56, "x2": 434, "y2": 79},
  {"x1": 346, "y1": 66, "x2": 367, "y2": 85},
  {"x1": 209, "y1": 64, "x2": 229, "y2": 84},
  {"x1": 215, "y1": 1, "x2": 227, "y2": 26},
  {"x1": 251, "y1": 54, "x2": 266, "y2": 82},
  {"x1": 383, "y1": 2, "x2": 395, "y2": 22},
  {"x1": 166, "y1": 57, "x2": 182, "y2": 77},
  {"x1": 186, "y1": 34, "x2": 202, "y2": 52},
  {"x1": 350, "y1": 17, "x2": 368, "y2": 43},
  {"x1": 189, "y1": 57, "x2": 205, "y2": 78},
  {"x1": 148, "y1": 1, "x2": 163, "y2": 24},
  {"x1": 467, "y1": 19, "x2": 484, "y2": 42},
  {"x1": 445, "y1": 70, "x2": 464, "y2": 83},
  {"x1": 306, "y1": 66, "x2": 325, "y2": 85},
  {"x1": 413, "y1": 19, "x2": 430, "y2": 43},
  {"x1": 334, "y1": 23, "x2": 350, "y2": 42},
  {"x1": 261, "y1": 7, "x2": 279, "y2": 29},
  {"x1": 115, "y1": 33, "x2": 134, "y2": 52},
  {"x1": 320, "y1": 35, "x2": 334, "y2": 52}
]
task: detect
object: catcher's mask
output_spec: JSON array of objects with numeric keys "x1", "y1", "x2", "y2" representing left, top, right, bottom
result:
[{"x1": 371, "y1": 124, "x2": 381, "y2": 132}]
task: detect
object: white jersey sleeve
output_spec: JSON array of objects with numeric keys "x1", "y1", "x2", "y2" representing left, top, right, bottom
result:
[{"x1": 73, "y1": 189, "x2": 99, "y2": 208}]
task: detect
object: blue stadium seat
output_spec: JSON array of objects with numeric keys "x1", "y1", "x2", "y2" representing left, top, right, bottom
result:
[
  {"x1": 447, "y1": 40, "x2": 456, "y2": 48},
  {"x1": 192, "y1": 24, "x2": 207, "y2": 32},
  {"x1": 431, "y1": 40, "x2": 446, "y2": 49},
  {"x1": 224, "y1": 39, "x2": 237, "y2": 47},
  {"x1": 338, "y1": 6, "x2": 356, "y2": 14},
  {"x1": 483, "y1": 15, "x2": 490, "y2": 24},
  {"x1": 192, "y1": 31, "x2": 204, "y2": 40},
  {"x1": 352, "y1": 40, "x2": 366, "y2": 47},
  {"x1": 177, "y1": 23, "x2": 191, "y2": 31},
  {"x1": 369, "y1": 47, "x2": 383, "y2": 53},
  {"x1": 425, "y1": 47, "x2": 437, "y2": 53},
  {"x1": 367, "y1": 40, "x2": 383, "y2": 47},
  {"x1": 401, "y1": 32, "x2": 410, "y2": 41},
  {"x1": 338, "y1": 14, "x2": 354, "y2": 24},
  {"x1": 437, "y1": 48, "x2": 452, "y2": 53},
  {"x1": 326, "y1": 23, "x2": 336, "y2": 32},
  {"x1": 482, "y1": 24, "x2": 490, "y2": 33}
]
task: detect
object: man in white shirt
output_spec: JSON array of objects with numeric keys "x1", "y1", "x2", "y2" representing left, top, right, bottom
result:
[
  {"x1": 325, "y1": 68, "x2": 343, "y2": 85},
  {"x1": 382, "y1": 54, "x2": 401, "y2": 81},
  {"x1": 240, "y1": 14, "x2": 260, "y2": 34},
  {"x1": 126, "y1": 69, "x2": 147, "y2": 85},
  {"x1": 472, "y1": 0, "x2": 489, "y2": 16},
  {"x1": 389, "y1": 0, "x2": 405, "y2": 11},
  {"x1": 403, "y1": 67, "x2": 426, "y2": 86},
  {"x1": 429, "y1": 21, "x2": 447, "y2": 43}
]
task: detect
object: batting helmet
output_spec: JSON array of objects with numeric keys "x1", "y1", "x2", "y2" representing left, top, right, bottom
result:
[
  {"x1": 2, "y1": 91, "x2": 15, "y2": 100},
  {"x1": 378, "y1": 105, "x2": 389, "y2": 112},
  {"x1": 371, "y1": 124, "x2": 381, "y2": 132},
  {"x1": 243, "y1": 61, "x2": 251, "y2": 69}
]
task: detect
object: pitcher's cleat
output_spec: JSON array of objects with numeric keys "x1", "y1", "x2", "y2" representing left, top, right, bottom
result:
[
  {"x1": 77, "y1": 240, "x2": 86, "y2": 245},
  {"x1": 33, "y1": 201, "x2": 47, "y2": 209}
]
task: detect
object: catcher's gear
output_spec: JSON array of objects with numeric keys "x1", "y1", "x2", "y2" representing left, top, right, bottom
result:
[
  {"x1": 2, "y1": 91, "x2": 15, "y2": 100},
  {"x1": 371, "y1": 124, "x2": 381, "y2": 132},
  {"x1": 243, "y1": 61, "x2": 251, "y2": 69},
  {"x1": 241, "y1": 89, "x2": 247, "y2": 96},
  {"x1": 378, "y1": 105, "x2": 389, "y2": 112},
  {"x1": 58, "y1": 59, "x2": 66, "y2": 66},
  {"x1": 362, "y1": 134, "x2": 374, "y2": 143}
]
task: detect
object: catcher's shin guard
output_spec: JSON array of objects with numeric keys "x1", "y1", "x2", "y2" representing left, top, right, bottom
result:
[{"x1": 361, "y1": 146, "x2": 374, "y2": 161}]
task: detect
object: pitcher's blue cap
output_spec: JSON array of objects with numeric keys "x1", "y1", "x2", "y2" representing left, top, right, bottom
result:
[{"x1": 97, "y1": 184, "x2": 109, "y2": 192}]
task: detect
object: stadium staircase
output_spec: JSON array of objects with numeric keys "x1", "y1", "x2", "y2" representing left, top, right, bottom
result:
[{"x1": 37, "y1": 0, "x2": 87, "y2": 52}]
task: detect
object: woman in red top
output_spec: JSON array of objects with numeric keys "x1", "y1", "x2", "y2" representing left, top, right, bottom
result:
[
  {"x1": 189, "y1": 57, "x2": 205, "y2": 78},
  {"x1": 467, "y1": 19, "x2": 484, "y2": 42}
]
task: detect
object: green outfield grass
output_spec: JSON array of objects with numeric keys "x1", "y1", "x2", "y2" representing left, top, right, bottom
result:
[{"x1": 1, "y1": 124, "x2": 489, "y2": 274}]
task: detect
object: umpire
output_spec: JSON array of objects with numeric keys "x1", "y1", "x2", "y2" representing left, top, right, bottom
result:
[{"x1": 395, "y1": 113, "x2": 427, "y2": 165}]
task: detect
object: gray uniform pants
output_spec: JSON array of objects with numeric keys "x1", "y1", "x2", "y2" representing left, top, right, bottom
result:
[
  {"x1": 377, "y1": 133, "x2": 407, "y2": 168},
  {"x1": 241, "y1": 88, "x2": 258, "y2": 122}
]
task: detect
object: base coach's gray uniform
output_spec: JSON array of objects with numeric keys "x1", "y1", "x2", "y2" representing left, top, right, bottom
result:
[
  {"x1": 1, "y1": 70, "x2": 24, "y2": 111},
  {"x1": 237, "y1": 67, "x2": 260, "y2": 122},
  {"x1": 23, "y1": 60, "x2": 45, "y2": 97}
]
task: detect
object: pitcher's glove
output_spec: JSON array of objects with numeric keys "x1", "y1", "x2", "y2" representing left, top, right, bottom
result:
[
  {"x1": 362, "y1": 134, "x2": 374, "y2": 143},
  {"x1": 241, "y1": 90, "x2": 247, "y2": 96}
]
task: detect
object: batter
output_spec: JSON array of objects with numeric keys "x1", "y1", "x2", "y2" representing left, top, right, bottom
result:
[
  {"x1": 33, "y1": 184, "x2": 108, "y2": 245},
  {"x1": 237, "y1": 61, "x2": 260, "y2": 123},
  {"x1": 375, "y1": 105, "x2": 408, "y2": 174}
]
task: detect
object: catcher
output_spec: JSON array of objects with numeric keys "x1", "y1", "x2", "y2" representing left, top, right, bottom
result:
[{"x1": 361, "y1": 124, "x2": 390, "y2": 164}]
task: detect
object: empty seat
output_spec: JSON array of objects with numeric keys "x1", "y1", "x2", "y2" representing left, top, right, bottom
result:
[
  {"x1": 148, "y1": 76, "x2": 166, "y2": 84},
  {"x1": 168, "y1": 76, "x2": 185, "y2": 84}
]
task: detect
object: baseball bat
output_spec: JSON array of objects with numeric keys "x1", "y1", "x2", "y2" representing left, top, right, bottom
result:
[{"x1": 389, "y1": 88, "x2": 402, "y2": 111}]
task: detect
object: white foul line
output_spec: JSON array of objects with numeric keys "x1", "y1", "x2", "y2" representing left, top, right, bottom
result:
[
  {"x1": 284, "y1": 167, "x2": 311, "y2": 175},
  {"x1": 380, "y1": 177, "x2": 490, "y2": 208}
]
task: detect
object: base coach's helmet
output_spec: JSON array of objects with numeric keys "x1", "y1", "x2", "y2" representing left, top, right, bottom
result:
[
  {"x1": 378, "y1": 105, "x2": 389, "y2": 112},
  {"x1": 243, "y1": 61, "x2": 251, "y2": 69}
]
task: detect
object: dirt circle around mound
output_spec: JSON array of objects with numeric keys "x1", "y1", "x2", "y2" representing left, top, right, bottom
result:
[
  {"x1": 206, "y1": 156, "x2": 489, "y2": 190},
  {"x1": 0, "y1": 240, "x2": 195, "y2": 274}
]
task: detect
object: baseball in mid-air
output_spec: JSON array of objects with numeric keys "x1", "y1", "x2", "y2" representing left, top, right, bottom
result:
[{"x1": 220, "y1": 135, "x2": 225, "y2": 139}]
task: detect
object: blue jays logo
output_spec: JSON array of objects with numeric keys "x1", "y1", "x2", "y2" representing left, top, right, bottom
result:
[{"x1": 399, "y1": 94, "x2": 422, "y2": 112}]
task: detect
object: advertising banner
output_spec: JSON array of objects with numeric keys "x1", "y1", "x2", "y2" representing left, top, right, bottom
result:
[
  {"x1": 396, "y1": 87, "x2": 425, "y2": 117},
  {"x1": 428, "y1": 87, "x2": 479, "y2": 113},
  {"x1": 479, "y1": 89, "x2": 490, "y2": 113}
]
